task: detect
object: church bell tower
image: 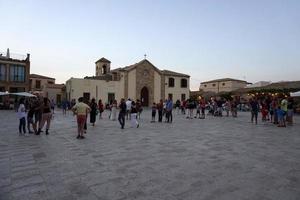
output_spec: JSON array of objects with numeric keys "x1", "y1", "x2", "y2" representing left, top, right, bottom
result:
[{"x1": 95, "y1": 57, "x2": 111, "y2": 76}]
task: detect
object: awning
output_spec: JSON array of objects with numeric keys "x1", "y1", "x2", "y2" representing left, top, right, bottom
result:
[
  {"x1": 10, "y1": 92, "x2": 37, "y2": 97},
  {"x1": 290, "y1": 91, "x2": 300, "y2": 97}
]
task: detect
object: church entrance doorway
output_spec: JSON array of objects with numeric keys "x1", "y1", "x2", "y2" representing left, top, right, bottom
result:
[{"x1": 141, "y1": 87, "x2": 149, "y2": 107}]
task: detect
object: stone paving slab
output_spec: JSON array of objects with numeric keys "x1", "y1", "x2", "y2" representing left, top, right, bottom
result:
[{"x1": 0, "y1": 109, "x2": 299, "y2": 200}]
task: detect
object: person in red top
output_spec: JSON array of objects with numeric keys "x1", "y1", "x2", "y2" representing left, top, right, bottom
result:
[
  {"x1": 200, "y1": 98, "x2": 206, "y2": 119},
  {"x1": 261, "y1": 100, "x2": 268, "y2": 121},
  {"x1": 181, "y1": 100, "x2": 187, "y2": 115},
  {"x1": 98, "y1": 99, "x2": 104, "y2": 119}
]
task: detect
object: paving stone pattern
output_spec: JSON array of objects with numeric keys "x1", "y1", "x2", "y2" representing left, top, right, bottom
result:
[{"x1": 0, "y1": 109, "x2": 300, "y2": 200}]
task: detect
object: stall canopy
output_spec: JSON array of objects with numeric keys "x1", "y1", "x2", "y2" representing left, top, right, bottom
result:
[
  {"x1": 10, "y1": 92, "x2": 36, "y2": 97},
  {"x1": 0, "y1": 92, "x2": 9, "y2": 96},
  {"x1": 290, "y1": 91, "x2": 300, "y2": 97}
]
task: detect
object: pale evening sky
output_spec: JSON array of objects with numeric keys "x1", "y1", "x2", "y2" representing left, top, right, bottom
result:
[{"x1": 1, "y1": 0, "x2": 299, "y2": 90}]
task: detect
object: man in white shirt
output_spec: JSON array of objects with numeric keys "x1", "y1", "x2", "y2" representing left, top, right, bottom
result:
[{"x1": 126, "y1": 98, "x2": 132, "y2": 120}]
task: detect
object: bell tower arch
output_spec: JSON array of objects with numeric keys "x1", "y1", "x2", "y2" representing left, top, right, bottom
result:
[{"x1": 95, "y1": 57, "x2": 111, "y2": 76}]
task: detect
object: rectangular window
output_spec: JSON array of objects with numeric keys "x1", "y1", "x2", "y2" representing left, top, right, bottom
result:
[
  {"x1": 181, "y1": 94, "x2": 186, "y2": 101},
  {"x1": 168, "y1": 93, "x2": 173, "y2": 100},
  {"x1": 36, "y1": 80, "x2": 41, "y2": 89},
  {"x1": 10, "y1": 65, "x2": 25, "y2": 82},
  {"x1": 0, "y1": 64, "x2": 6, "y2": 81}
]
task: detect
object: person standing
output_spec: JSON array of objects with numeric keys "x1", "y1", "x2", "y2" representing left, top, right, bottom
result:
[
  {"x1": 37, "y1": 97, "x2": 52, "y2": 135},
  {"x1": 130, "y1": 101, "x2": 139, "y2": 128},
  {"x1": 27, "y1": 101, "x2": 36, "y2": 133},
  {"x1": 224, "y1": 100, "x2": 230, "y2": 117},
  {"x1": 195, "y1": 101, "x2": 201, "y2": 119},
  {"x1": 17, "y1": 98, "x2": 26, "y2": 135},
  {"x1": 151, "y1": 102, "x2": 157, "y2": 122},
  {"x1": 136, "y1": 99, "x2": 142, "y2": 119},
  {"x1": 111, "y1": 100, "x2": 117, "y2": 121},
  {"x1": 72, "y1": 97, "x2": 91, "y2": 139},
  {"x1": 175, "y1": 99, "x2": 180, "y2": 114},
  {"x1": 281, "y1": 97, "x2": 288, "y2": 127},
  {"x1": 98, "y1": 99, "x2": 104, "y2": 119},
  {"x1": 200, "y1": 98, "x2": 206, "y2": 119},
  {"x1": 157, "y1": 99, "x2": 163, "y2": 122},
  {"x1": 118, "y1": 98, "x2": 127, "y2": 129},
  {"x1": 166, "y1": 98, "x2": 173, "y2": 123},
  {"x1": 287, "y1": 97, "x2": 294, "y2": 125},
  {"x1": 249, "y1": 98, "x2": 259, "y2": 124},
  {"x1": 231, "y1": 100, "x2": 238, "y2": 117},
  {"x1": 34, "y1": 95, "x2": 43, "y2": 133},
  {"x1": 89, "y1": 98, "x2": 97, "y2": 126},
  {"x1": 50, "y1": 99, "x2": 55, "y2": 114},
  {"x1": 126, "y1": 98, "x2": 132, "y2": 120},
  {"x1": 62, "y1": 99, "x2": 67, "y2": 115},
  {"x1": 272, "y1": 98, "x2": 279, "y2": 124}
]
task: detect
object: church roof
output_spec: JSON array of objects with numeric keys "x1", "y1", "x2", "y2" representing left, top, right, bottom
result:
[
  {"x1": 111, "y1": 59, "x2": 189, "y2": 77},
  {"x1": 201, "y1": 78, "x2": 249, "y2": 84},
  {"x1": 161, "y1": 70, "x2": 190, "y2": 78},
  {"x1": 30, "y1": 74, "x2": 55, "y2": 80},
  {"x1": 95, "y1": 57, "x2": 111, "y2": 63}
]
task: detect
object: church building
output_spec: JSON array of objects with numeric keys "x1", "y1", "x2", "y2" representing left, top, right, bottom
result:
[{"x1": 66, "y1": 57, "x2": 190, "y2": 106}]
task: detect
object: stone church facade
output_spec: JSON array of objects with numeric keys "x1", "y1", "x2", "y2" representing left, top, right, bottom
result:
[{"x1": 66, "y1": 57, "x2": 190, "y2": 106}]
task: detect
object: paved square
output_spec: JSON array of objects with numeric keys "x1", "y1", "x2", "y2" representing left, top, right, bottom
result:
[{"x1": 0, "y1": 109, "x2": 299, "y2": 200}]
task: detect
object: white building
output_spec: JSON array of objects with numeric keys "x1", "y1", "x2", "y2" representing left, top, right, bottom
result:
[
  {"x1": 200, "y1": 78, "x2": 250, "y2": 93},
  {"x1": 66, "y1": 58, "x2": 190, "y2": 106},
  {"x1": 246, "y1": 81, "x2": 271, "y2": 88}
]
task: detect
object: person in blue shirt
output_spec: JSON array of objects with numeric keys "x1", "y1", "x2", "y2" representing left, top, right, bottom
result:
[{"x1": 166, "y1": 98, "x2": 173, "y2": 123}]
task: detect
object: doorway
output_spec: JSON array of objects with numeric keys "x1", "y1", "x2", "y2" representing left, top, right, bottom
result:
[{"x1": 141, "y1": 87, "x2": 149, "y2": 106}]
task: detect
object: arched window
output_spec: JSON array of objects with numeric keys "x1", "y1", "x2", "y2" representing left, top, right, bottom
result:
[
  {"x1": 168, "y1": 78, "x2": 175, "y2": 87},
  {"x1": 181, "y1": 79, "x2": 187, "y2": 88}
]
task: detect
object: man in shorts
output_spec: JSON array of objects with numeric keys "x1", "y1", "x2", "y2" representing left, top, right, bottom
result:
[{"x1": 72, "y1": 97, "x2": 91, "y2": 139}]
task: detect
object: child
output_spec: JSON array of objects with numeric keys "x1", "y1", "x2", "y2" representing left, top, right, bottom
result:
[
  {"x1": 17, "y1": 98, "x2": 26, "y2": 135},
  {"x1": 151, "y1": 103, "x2": 157, "y2": 122}
]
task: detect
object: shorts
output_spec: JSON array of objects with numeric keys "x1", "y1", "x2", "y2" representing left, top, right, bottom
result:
[
  {"x1": 282, "y1": 111, "x2": 287, "y2": 117},
  {"x1": 34, "y1": 112, "x2": 42, "y2": 123},
  {"x1": 77, "y1": 115, "x2": 86, "y2": 125}
]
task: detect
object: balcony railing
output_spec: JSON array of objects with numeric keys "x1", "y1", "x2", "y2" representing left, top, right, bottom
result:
[{"x1": 0, "y1": 52, "x2": 27, "y2": 61}]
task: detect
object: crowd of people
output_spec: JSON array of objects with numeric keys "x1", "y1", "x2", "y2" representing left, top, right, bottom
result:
[
  {"x1": 16, "y1": 94, "x2": 296, "y2": 139},
  {"x1": 17, "y1": 94, "x2": 53, "y2": 135},
  {"x1": 249, "y1": 96, "x2": 294, "y2": 127}
]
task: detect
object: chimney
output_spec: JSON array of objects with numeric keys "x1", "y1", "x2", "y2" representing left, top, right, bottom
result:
[
  {"x1": 6, "y1": 48, "x2": 10, "y2": 58},
  {"x1": 26, "y1": 53, "x2": 30, "y2": 61}
]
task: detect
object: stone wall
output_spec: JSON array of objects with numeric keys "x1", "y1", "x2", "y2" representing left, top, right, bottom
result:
[{"x1": 135, "y1": 62, "x2": 155, "y2": 106}]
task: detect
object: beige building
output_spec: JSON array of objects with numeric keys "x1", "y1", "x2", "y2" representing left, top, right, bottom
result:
[
  {"x1": 30, "y1": 74, "x2": 65, "y2": 105},
  {"x1": 200, "y1": 78, "x2": 250, "y2": 93},
  {"x1": 0, "y1": 49, "x2": 30, "y2": 93},
  {"x1": 66, "y1": 58, "x2": 190, "y2": 106}
]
